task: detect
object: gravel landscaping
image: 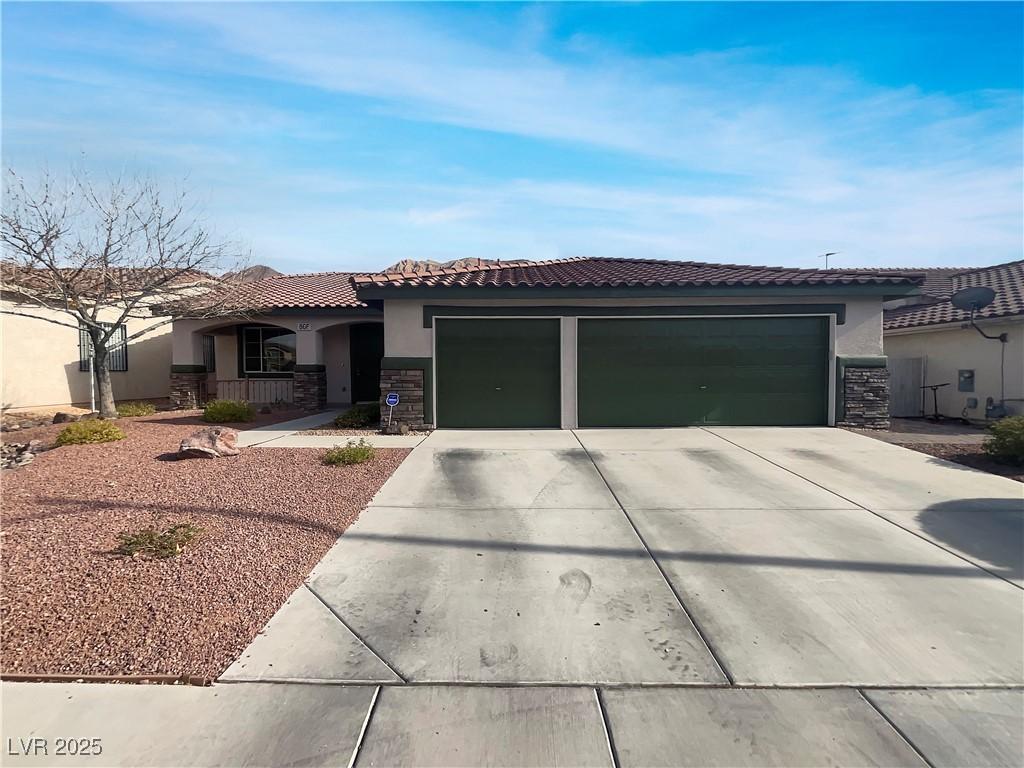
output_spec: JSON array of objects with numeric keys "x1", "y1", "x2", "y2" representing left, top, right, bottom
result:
[
  {"x1": 1, "y1": 410, "x2": 409, "y2": 680},
  {"x1": 296, "y1": 420, "x2": 432, "y2": 437}
]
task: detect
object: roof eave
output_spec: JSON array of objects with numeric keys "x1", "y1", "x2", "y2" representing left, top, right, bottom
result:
[{"x1": 357, "y1": 282, "x2": 922, "y2": 301}]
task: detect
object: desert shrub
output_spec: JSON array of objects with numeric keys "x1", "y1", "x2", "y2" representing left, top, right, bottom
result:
[
  {"x1": 334, "y1": 403, "x2": 381, "y2": 429},
  {"x1": 202, "y1": 399, "x2": 255, "y2": 423},
  {"x1": 983, "y1": 415, "x2": 1024, "y2": 465},
  {"x1": 115, "y1": 401, "x2": 156, "y2": 417},
  {"x1": 115, "y1": 523, "x2": 201, "y2": 559},
  {"x1": 55, "y1": 420, "x2": 126, "y2": 446},
  {"x1": 323, "y1": 438, "x2": 376, "y2": 466}
]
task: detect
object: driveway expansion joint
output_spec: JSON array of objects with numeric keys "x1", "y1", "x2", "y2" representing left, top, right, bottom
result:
[
  {"x1": 570, "y1": 429, "x2": 736, "y2": 685},
  {"x1": 303, "y1": 583, "x2": 409, "y2": 684},
  {"x1": 857, "y1": 688, "x2": 936, "y2": 768},
  {"x1": 595, "y1": 688, "x2": 622, "y2": 768},
  {"x1": 700, "y1": 427, "x2": 1023, "y2": 591}
]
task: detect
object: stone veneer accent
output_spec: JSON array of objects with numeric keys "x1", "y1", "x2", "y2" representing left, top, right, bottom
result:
[
  {"x1": 379, "y1": 369, "x2": 426, "y2": 429},
  {"x1": 170, "y1": 368, "x2": 207, "y2": 409},
  {"x1": 293, "y1": 367, "x2": 327, "y2": 411},
  {"x1": 838, "y1": 366, "x2": 890, "y2": 430}
]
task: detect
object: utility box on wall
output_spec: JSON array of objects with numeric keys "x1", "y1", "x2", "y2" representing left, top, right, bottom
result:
[{"x1": 958, "y1": 369, "x2": 975, "y2": 392}]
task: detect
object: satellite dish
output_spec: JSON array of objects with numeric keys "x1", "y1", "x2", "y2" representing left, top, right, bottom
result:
[{"x1": 951, "y1": 286, "x2": 996, "y2": 312}]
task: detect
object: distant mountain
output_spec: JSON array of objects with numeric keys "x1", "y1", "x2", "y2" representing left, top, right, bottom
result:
[
  {"x1": 382, "y1": 258, "x2": 509, "y2": 274},
  {"x1": 225, "y1": 265, "x2": 283, "y2": 282}
]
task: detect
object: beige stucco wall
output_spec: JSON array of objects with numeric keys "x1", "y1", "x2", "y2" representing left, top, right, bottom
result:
[
  {"x1": 381, "y1": 294, "x2": 885, "y2": 427},
  {"x1": 884, "y1": 320, "x2": 1024, "y2": 419},
  {"x1": 1, "y1": 301, "x2": 172, "y2": 410},
  {"x1": 382, "y1": 296, "x2": 885, "y2": 359}
]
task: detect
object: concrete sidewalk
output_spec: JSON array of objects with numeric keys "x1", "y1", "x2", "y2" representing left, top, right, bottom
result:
[
  {"x1": 236, "y1": 410, "x2": 425, "y2": 448},
  {"x1": 3, "y1": 682, "x2": 1021, "y2": 767}
]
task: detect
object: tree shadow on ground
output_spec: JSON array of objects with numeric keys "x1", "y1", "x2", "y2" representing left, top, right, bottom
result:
[{"x1": 917, "y1": 498, "x2": 1023, "y2": 584}]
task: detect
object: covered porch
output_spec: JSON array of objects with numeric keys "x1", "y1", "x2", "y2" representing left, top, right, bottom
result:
[{"x1": 170, "y1": 313, "x2": 383, "y2": 411}]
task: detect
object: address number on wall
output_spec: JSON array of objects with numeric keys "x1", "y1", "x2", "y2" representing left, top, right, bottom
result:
[{"x1": 297, "y1": 322, "x2": 312, "y2": 331}]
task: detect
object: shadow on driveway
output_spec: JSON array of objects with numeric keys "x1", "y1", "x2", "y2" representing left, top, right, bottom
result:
[
  {"x1": 917, "y1": 498, "x2": 1023, "y2": 584},
  {"x1": 336, "y1": 530, "x2": 997, "y2": 578}
]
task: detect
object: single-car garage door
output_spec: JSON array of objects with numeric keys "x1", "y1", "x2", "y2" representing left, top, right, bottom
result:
[
  {"x1": 435, "y1": 318, "x2": 561, "y2": 428},
  {"x1": 578, "y1": 317, "x2": 829, "y2": 427}
]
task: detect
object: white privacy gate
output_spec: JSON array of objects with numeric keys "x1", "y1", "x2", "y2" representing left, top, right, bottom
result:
[{"x1": 888, "y1": 357, "x2": 925, "y2": 417}]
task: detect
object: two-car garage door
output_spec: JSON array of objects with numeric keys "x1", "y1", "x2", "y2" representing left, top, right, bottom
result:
[{"x1": 434, "y1": 316, "x2": 829, "y2": 428}]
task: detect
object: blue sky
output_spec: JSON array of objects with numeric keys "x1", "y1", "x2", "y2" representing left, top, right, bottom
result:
[{"x1": 3, "y1": 2, "x2": 1021, "y2": 273}]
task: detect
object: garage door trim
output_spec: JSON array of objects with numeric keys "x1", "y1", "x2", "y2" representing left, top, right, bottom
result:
[
  {"x1": 575, "y1": 313, "x2": 837, "y2": 428},
  {"x1": 432, "y1": 316, "x2": 564, "y2": 429}
]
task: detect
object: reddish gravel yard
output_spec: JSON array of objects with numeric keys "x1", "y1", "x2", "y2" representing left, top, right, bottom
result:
[{"x1": 0, "y1": 411, "x2": 409, "y2": 679}]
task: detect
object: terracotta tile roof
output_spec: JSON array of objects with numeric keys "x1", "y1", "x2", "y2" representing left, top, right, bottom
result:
[
  {"x1": 228, "y1": 271, "x2": 366, "y2": 309},
  {"x1": 1, "y1": 262, "x2": 212, "y2": 296},
  {"x1": 884, "y1": 260, "x2": 1024, "y2": 331},
  {"x1": 353, "y1": 257, "x2": 923, "y2": 290}
]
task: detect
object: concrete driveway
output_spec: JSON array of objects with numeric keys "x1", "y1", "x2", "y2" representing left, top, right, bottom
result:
[{"x1": 4, "y1": 427, "x2": 1022, "y2": 766}]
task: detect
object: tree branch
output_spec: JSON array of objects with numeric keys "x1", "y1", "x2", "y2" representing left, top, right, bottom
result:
[{"x1": 0, "y1": 309, "x2": 82, "y2": 330}]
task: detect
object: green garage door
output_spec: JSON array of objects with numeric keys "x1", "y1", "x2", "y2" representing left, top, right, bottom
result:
[
  {"x1": 435, "y1": 318, "x2": 561, "y2": 428},
  {"x1": 578, "y1": 317, "x2": 829, "y2": 427}
]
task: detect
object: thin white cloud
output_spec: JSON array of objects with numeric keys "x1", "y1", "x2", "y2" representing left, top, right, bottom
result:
[{"x1": 4, "y1": 3, "x2": 1020, "y2": 270}]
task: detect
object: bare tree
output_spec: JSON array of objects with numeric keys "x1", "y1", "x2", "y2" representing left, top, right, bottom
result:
[{"x1": 1, "y1": 169, "x2": 250, "y2": 418}]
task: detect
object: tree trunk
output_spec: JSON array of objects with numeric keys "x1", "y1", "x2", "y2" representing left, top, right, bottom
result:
[{"x1": 91, "y1": 334, "x2": 118, "y2": 419}]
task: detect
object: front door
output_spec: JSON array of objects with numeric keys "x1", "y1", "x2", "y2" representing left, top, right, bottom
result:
[{"x1": 349, "y1": 323, "x2": 384, "y2": 403}]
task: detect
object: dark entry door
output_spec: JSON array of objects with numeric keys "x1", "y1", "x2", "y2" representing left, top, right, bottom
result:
[
  {"x1": 435, "y1": 318, "x2": 561, "y2": 428},
  {"x1": 577, "y1": 317, "x2": 829, "y2": 427},
  {"x1": 349, "y1": 323, "x2": 384, "y2": 403}
]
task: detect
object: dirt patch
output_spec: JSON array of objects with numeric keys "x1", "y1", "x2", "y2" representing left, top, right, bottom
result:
[{"x1": 1, "y1": 413, "x2": 409, "y2": 679}]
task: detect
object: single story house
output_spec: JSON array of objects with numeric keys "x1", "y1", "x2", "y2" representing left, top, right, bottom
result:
[
  {"x1": 1, "y1": 268, "x2": 187, "y2": 412},
  {"x1": 884, "y1": 259, "x2": 1023, "y2": 421},
  {"x1": 169, "y1": 257, "x2": 924, "y2": 429}
]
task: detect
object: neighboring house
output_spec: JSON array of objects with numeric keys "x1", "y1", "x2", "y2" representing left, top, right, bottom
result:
[
  {"x1": 0, "y1": 272, "x2": 185, "y2": 412},
  {"x1": 883, "y1": 260, "x2": 1024, "y2": 421},
  {"x1": 169, "y1": 257, "x2": 922, "y2": 429}
]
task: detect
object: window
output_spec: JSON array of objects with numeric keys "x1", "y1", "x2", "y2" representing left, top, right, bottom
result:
[
  {"x1": 202, "y1": 334, "x2": 217, "y2": 373},
  {"x1": 243, "y1": 327, "x2": 296, "y2": 374},
  {"x1": 79, "y1": 323, "x2": 127, "y2": 372}
]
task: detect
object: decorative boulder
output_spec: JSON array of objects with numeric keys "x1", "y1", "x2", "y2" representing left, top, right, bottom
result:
[
  {"x1": 52, "y1": 412, "x2": 80, "y2": 424},
  {"x1": 178, "y1": 426, "x2": 240, "y2": 459}
]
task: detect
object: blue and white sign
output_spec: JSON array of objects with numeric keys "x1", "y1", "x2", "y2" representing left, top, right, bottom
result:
[{"x1": 385, "y1": 392, "x2": 400, "y2": 407}]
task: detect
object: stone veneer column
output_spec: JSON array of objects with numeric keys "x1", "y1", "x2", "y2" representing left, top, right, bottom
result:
[
  {"x1": 170, "y1": 366, "x2": 207, "y2": 409},
  {"x1": 838, "y1": 365, "x2": 890, "y2": 429},
  {"x1": 293, "y1": 365, "x2": 327, "y2": 411},
  {"x1": 379, "y1": 369, "x2": 425, "y2": 429}
]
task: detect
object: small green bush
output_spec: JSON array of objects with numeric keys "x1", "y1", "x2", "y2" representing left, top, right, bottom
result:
[
  {"x1": 115, "y1": 523, "x2": 201, "y2": 559},
  {"x1": 116, "y1": 401, "x2": 157, "y2": 417},
  {"x1": 983, "y1": 415, "x2": 1024, "y2": 465},
  {"x1": 55, "y1": 420, "x2": 126, "y2": 446},
  {"x1": 202, "y1": 399, "x2": 255, "y2": 423},
  {"x1": 323, "y1": 438, "x2": 376, "y2": 466},
  {"x1": 334, "y1": 403, "x2": 381, "y2": 429}
]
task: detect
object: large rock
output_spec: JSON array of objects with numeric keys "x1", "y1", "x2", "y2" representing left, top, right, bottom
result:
[
  {"x1": 52, "y1": 412, "x2": 80, "y2": 424},
  {"x1": 178, "y1": 427, "x2": 240, "y2": 459},
  {"x1": 1, "y1": 442, "x2": 36, "y2": 469}
]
